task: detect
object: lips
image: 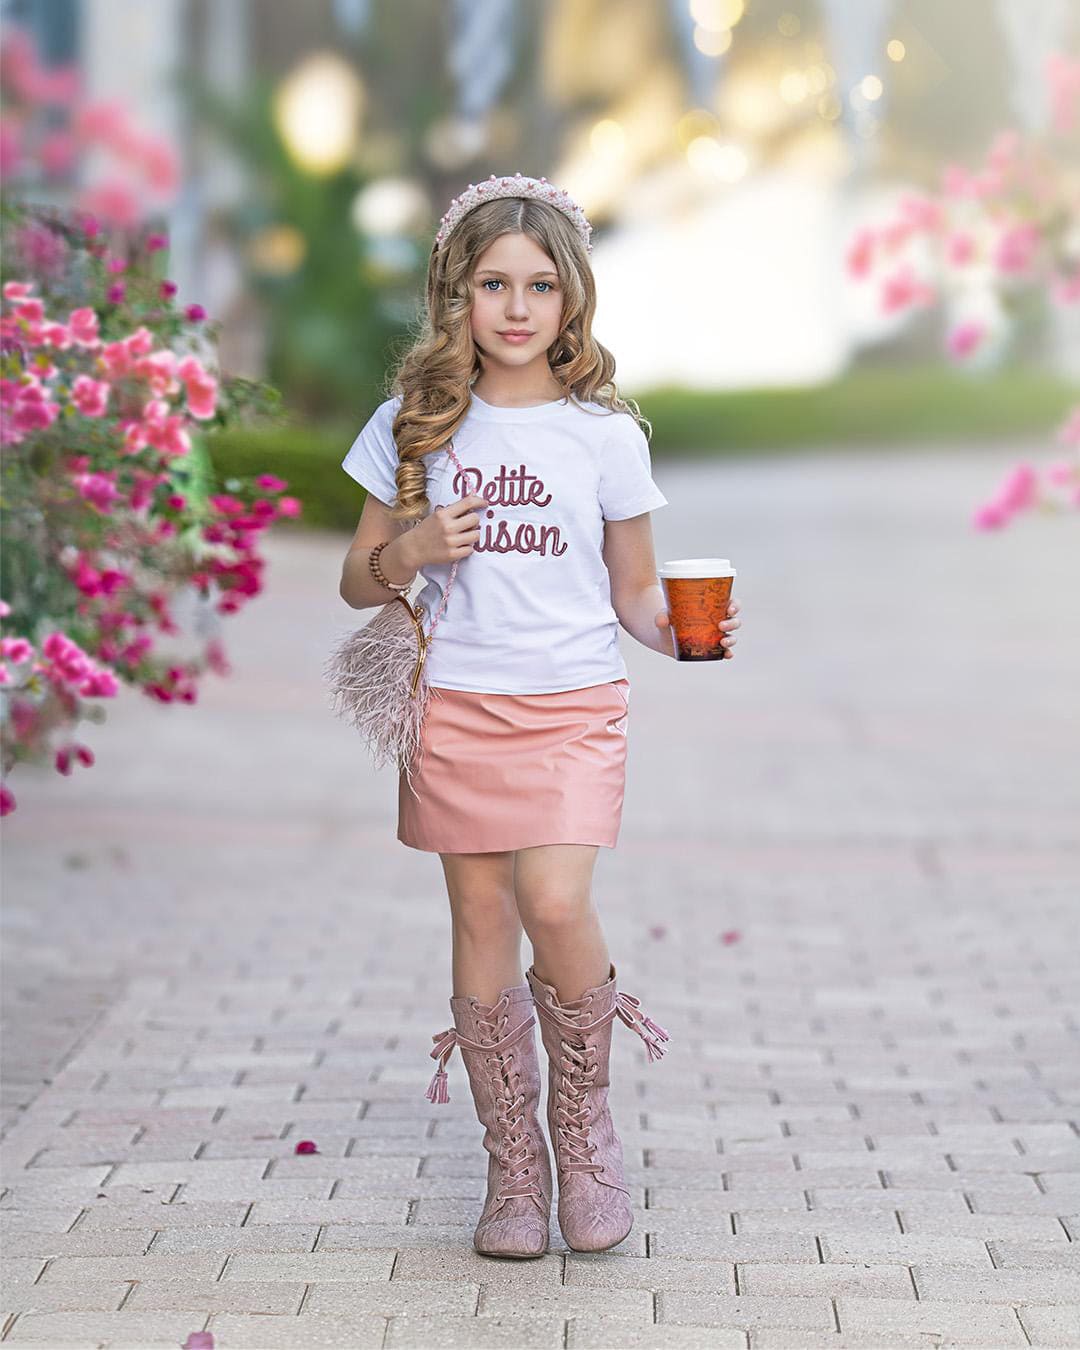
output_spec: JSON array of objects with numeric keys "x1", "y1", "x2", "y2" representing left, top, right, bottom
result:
[{"x1": 499, "y1": 330, "x2": 534, "y2": 336}]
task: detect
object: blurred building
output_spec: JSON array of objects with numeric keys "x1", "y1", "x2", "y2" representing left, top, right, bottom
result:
[{"x1": 6, "y1": 0, "x2": 1077, "y2": 389}]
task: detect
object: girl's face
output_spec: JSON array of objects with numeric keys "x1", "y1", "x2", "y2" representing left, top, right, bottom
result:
[{"x1": 469, "y1": 231, "x2": 563, "y2": 374}]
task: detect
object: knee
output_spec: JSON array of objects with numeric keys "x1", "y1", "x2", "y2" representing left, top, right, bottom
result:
[
  {"x1": 448, "y1": 886, "x2": 519, "y2": 942},
  {"x1": 517, "y1": 886, "x2": 590, "y2": 935}
]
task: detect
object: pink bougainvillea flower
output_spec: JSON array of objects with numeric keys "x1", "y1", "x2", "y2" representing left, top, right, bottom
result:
[
  {"x1": 71, "y1": 97, "x2": 129, "y2": 145},
  {"x1": 1051, "y1": 269, "x2": 1080, "y2": 305},
  {"x1": 106, "y1": 256, "x2": 127, "y2": 275},
  {"x1": 176, "y1": 354, "x2": 217, "y2": 419},
  {"x1": 276, "y1": 496, "x2": 302, "y2": 518},
  {"x1": 845, "y1": 226, "x2": 876, "y2": 279},
  {"x1": 898, "y1": 193, "x2": 943, "y2": 233},
  {"x1": 946, "y1": 321, "x2": 986, "y2": 360},
  {"x1": 0, "y1": 783, "x2": 15, "y2": 816},
  {"x1": 255, "y1": 474, "x2": 288, "y2": 492},
  {"x1": 15, "y1": 221, "x2": 69, "y2": 278},
  {"x1": 68, "y1": 307, "x2": 100, "y2": 346},
  {"x1": 73, "y1": 469, "x2": 122, "y2": 512},
  {"x1": 942, "y1": 163, "x2": 976, "y2": 198},
  {"x1": 880, "y1": 264, "x2": 936, "y2": 314},
  {"x1": 993, "y1": 221, "x2": 1040, "y2": 276},
  {"x1": 14, "y1": 295, "x2": 44, "y2": 323},
  {"x1": 1, "y1": 636, "x2": 33, "y2": 662},
  {"x1": 3, "y1": 281, "x2": 34, "y2": 300},
  {"x1": 973, "y1": 500, "x2": 1009, "y2": 530},
  {"x1": 1046, "y1": 459, "x2": 1078, "y2": 487},
  {"x1": 38, "y1": 129, "x2": 76, "y2": 176},
  {"x1": 998, "y1": 463, "x2": 1038, "y2": 512},
  {"x1": 71, "y1": 374, "x2": 110, "y2": 418},
  {"x1": 133, "y1": 349, "x2": 179, "y2": 398},
  {"x1": 141, "y1": 403, "x2": 191, "y2": 458},
  {"x1": 40, "y1": 321, "x2": 72, "y2": 350},
  {"x1": 720, "y1": 929, "x2": 742, "y2": 946},
  {"x1": 146, "y1": 232, "x2": 168, "y2": 252},
  {"x1": 78, "y1": 177, "x2": 141, "y2": 230},
  {"x1": 159, "y1": 279, "x2": 178, "y2": 300},
  {"x1": 184, "y1": 303, "x2": 206, "y2": 322},
  {"x1": 0, "y1": 598, "x2": 11, "y2": 615},
  {"x1": 105, "y1": 281, "x2": 125, "y2": 304},
  {"x1": 127, "y1": 327, "x2": 153, "y2": 356},
  {"x1": 1055, "y1": 407, "x2": 1080, "y2": 446},
  {"x1": 946, "y1": 231, "x2": 976, "y2": 266},
  {"x1": 7, "y1": 378, "x2": 60, "y2": 438},
  {"x1": 54, "y1": 741, "x2": 94, "y2": 775},
  {"x1": 294, "y1": 1140, "x2": 318, "y2": 1154},
  {"x1": 139, "y1": 137, "x2": 180, "y2": 195}
]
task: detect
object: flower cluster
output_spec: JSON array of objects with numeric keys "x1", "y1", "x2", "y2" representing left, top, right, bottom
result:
[
  {"x1": 845, "y1": 53, "x2": 1080, "y2": 529},
  {"x1": 0, "y1": 205, "x2": 291, "y2": 816},
  {"x1": 0, "y1": 26, "x2": 178, "y2": 228}
]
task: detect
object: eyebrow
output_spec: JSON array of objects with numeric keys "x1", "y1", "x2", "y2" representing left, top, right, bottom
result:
[{"x1": 475, "y1": 269, "x2": 558, "y2": 279}]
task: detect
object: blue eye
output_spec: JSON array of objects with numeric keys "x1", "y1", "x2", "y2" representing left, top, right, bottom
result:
[{"x1": 481, "y1": 279, "x2": 554, "y2": 293}]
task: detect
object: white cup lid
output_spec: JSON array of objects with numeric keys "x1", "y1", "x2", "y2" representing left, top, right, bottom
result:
[{"x1": 658, "y1": 557, "x2": 736, "y2": 578}]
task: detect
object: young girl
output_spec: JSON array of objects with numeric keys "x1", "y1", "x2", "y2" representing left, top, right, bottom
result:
[{"x1": 338, "y1": 173, "x2": 741, "y2": 1260}]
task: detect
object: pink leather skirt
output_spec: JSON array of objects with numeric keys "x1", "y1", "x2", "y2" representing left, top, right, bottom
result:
[{"x1": 398, "y1": 679, "x2": 630, "y2": 854}]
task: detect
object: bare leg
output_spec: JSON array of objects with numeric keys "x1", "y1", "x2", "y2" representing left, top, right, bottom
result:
[
  {"x1": 513, "y1": 843, "x2": 610, "y2": 1002},
  {"x1": 439, "y1": 851, "x2": 525, "y2": 1003}
]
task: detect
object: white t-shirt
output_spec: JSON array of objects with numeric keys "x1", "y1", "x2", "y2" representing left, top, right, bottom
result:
[{"x1": 341, "y1": 388, "x2": 669, "y2": 694}]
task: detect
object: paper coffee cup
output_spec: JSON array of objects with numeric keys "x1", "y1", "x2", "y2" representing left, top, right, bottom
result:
[{"x1": 658, "y1": 558, "x2": 737, "y2": 662}]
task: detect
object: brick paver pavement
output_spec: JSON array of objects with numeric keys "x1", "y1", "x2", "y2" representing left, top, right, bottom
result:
[{"x1": 2, "y1": 442, "x2": 1078, "y2": 1349}]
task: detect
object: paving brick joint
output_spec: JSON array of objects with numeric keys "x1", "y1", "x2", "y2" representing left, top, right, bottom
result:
[{"x1": 2, "y1": 445, "x2": 1079, "y2": 1348}]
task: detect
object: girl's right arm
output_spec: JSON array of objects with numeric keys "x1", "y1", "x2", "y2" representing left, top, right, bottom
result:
[{"x1": 339, "y1": 492, "x2": 487, "y2": 610}]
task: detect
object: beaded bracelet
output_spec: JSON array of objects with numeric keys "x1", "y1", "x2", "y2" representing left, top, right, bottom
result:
[{"x1": 369, "y1": 539, "x2": 413, "y2": 595}]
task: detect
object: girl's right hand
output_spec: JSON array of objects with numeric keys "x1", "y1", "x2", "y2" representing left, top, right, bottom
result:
[{"x1": 405, "y1": 493, "x2": 487, "y2": 566}]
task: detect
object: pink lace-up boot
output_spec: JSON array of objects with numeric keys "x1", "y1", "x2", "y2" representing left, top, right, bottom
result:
[
  {"x1": 526, "y1": 961, "x2": 670, "y2": 1252},
  {"x1": 424, "y1": 983, "x2": 553, "y2": 1257}
]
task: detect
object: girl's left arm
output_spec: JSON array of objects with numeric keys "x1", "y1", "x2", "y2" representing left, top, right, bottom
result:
[{"x1": 602, "y1": 512, "x2": 741, "y2": 659}]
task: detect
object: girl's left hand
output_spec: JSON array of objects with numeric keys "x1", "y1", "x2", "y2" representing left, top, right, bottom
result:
[{"x1": 655, "y1": 595, "x2": 741, "y2": 658}]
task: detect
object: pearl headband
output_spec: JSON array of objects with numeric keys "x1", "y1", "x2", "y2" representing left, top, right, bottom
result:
[{"x1": 434, "y1": 172, "x2": 593, "y2": 254}]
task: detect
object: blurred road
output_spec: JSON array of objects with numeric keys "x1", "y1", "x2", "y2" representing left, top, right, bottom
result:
[{"x1": 2, "y1": 441, "x2": 1079, "y2": 1348}]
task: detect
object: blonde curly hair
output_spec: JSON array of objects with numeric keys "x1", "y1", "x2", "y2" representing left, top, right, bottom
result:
[{"x1": 381, "y1": 193, "x2": 650, "y2": 523}]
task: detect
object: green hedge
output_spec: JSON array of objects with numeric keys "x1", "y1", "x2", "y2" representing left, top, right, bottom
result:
[{"x1": 205, "y1": 366, "x2": 1076, "y2": 534}]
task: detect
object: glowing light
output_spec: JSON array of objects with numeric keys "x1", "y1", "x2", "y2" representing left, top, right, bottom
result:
[
  {"x1": 689, "y1": 0, "x2": 745, "y2": 33},
  {"x1": 590, "y1": 119, "x2": 627, "y2": 158},
  {"x1": 887, "y1": 39, "x2": 906, "y2": 62},
  {"x1": 817, "y1": 93, "x2": 842, "y2": 121},
  {"x1": 777, "y1": 12, "x2": 800, "y2": 37},
  {"x1": 855, "y1": 111, "x2": 881, "y2": 138},
  {"x1": 860, "y1": 75, "x2": 884, "y2": 101},
  {"x1": 247, "y1": 224, "x2": 305, "y2": 275},
  {"x1": 806, "y1": 65, "x2": 830, "y2": 94},
  {"x1": 350, "y1": 178, "x2": 427, "y2": 236},
  {"x1": 779, "y1": 70, "x2": 810, "y2": 104},
  {"x1": 721, "y1": 72, "x2": 786, "y2": 135},
  {"x1": 694, "y1": 25, "x2": 733, "y2": 55},
  {"x1": 677, "y1": 108, "x2": 721, "y2": 149},
  {"x1": 687, "y1": 135, "x2": 749, "y2": 182},
  {"x1": 273, "y1": 53, "x2": 363, "y2": 176}
]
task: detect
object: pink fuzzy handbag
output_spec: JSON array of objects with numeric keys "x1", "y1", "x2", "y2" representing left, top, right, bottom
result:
[{"x1": 323, "y1": 441, "x2": 468, "y2": 798}]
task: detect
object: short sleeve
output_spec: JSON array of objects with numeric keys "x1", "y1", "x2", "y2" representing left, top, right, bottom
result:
[
  {"x1": 598, "y1": 413, "x2": 669, "y2": 521},
  {"x1": 341, "y1": 395, "x2": 403, "y2": 506}
]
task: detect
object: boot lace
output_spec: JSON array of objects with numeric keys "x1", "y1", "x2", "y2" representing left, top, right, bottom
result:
[
  {"x1": 536, "y1": 985, "x2": 671, "y2": 1176},
  {"x1": 425, "y1": 993, "x2": 544, "y2": 1208}
]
